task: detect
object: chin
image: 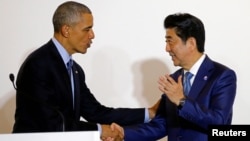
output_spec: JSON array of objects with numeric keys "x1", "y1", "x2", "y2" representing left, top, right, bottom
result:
[
  {"x1": 173, "y1": 62, "x2": 179, "y2": 66},
  {"x1": 80, "y1": 51, "x2": 87, "y2": 54},
  {"x1": 79, "y1": 48, "x2": 88, "y2": 54}
]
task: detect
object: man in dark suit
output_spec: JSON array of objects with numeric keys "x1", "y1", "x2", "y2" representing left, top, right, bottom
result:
[
  {"x1": 12, "y1": 1, "x2": 159, "y2": 140},
  {"x1": 110, "y1": 13, "x2": 237, "y2": 141}
]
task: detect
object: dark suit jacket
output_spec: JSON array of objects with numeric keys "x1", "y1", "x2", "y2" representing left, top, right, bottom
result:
[
  {"x1": 13, "y1": 40, "x2": 145, "y2": 132},
  {"x1": 124, "y1": 55, "x2": 237, "y2": 141}
]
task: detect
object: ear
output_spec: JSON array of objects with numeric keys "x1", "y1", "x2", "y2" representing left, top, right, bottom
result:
[
  {"x1": 187, "y1": 37, "x2": 197, "y2": 50},
  {"x1": 61, "y1": 25, "x2": 70, "y2": 38}
]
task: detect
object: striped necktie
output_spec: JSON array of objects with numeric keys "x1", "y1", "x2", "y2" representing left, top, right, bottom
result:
[
  {"x1": 183, "y1": 72, "x2": 193, "y2": 96},
  {"x1": 67, "y1": 59, "x2": 73, "y2": 76},
  {"x1": 67, "y1": 59, "x2": 74, "y2": 108}
]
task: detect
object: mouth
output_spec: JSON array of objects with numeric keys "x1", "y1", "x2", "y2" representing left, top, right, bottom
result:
[
  {"x1": 169, "y1": 53, "x2": 175, "y2": 57},
  {"x1": 87, "y1": 42, "x2": 92, "y2": 48},
  {"x1": 169, "y1": 54, "x2": 176, "y2": 61},
  {"x1": 87, "y1": 41, "x2": 92, "y2": 48}
]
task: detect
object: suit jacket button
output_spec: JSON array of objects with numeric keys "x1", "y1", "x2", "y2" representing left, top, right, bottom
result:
[{"x1": 178, "y1": 136, "x2": 183, "y2": 140}]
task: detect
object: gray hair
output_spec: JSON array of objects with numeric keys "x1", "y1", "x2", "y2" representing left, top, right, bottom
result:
[{"x1": 52, "y1": 1, "x2": 92, "y2": 32}]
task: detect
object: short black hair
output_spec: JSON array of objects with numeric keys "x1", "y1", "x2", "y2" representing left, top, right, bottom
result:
[{"x1": 164, "y1": 13, "x2": 205, "y2": 52}]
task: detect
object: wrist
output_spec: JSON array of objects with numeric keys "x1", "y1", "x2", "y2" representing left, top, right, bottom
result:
[
  {"x1": 177, "y1": 96, "x2": 186, "y2": 109},
  {"x1": 148, "y1": 108, "x2": 153, "y2": 119}
]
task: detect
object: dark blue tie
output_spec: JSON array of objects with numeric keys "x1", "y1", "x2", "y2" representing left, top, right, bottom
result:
[
  {"x1": 67, "y1": 59, "x2": 73, "y2": 76},
  {"x1": 183, "y1": 72, "x2": 193, "y2": 96},
  {"x1": 67, "y1": 59, "x2": 74, "y2": 108}
]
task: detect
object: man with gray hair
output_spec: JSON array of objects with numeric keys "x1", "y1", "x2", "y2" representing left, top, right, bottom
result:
[{"x1": 12, "y1": 1, "x2": 159, "y2": 140}]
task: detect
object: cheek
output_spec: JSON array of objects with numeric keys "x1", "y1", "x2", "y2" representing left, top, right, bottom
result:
[
  {"x1": 174, "y1": 44, "x2": 186, "y2": 54},
  {"x1": 79, "y1": 33, "x2": 90, "y2": 42},
  {"x1": 173, "y1": 47, "x2": 186, "y2": 60}
]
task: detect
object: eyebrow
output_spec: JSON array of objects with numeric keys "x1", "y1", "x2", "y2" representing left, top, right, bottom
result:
[
  {"x1": 165, "y1": 35, "x2": 172, "y2": 39},
  {"x1": 83, "y1": 25, "x2": 93, "y2": 31},
  {"x1": 86, "y1": 24, "x2": 93, "y2": 28}
]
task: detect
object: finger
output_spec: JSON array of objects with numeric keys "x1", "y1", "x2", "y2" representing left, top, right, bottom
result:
[
  {"x1": 111, "y1": 123, "x2": 119, "y2": 131},
  {"x1": 105, "y1": 137, "x2": 114, "y2": 141},
  {"x1": 158, "y1": 76, "x2": 168, "y2": 87},
  {"x1": 158, "y1": 76, "x2": 167, "y2": 84},
  {"x1": 112, "y1": 123, "x2": 124, "y2": 139},
  {"x1": 158, "y1": 85, "x2": 165, "y2": 92},
  {"x1": 165, "y1": 75, "x2": 175, "y2": 84},
  {"x1": 110, "y1": 123, "x2": 115, "y2": 131},
  {"x1": 114, "y1": 123, "x2": 123, "y2": 134}
]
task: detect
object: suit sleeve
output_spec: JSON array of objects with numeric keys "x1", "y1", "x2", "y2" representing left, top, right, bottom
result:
[
  {"x1": 124, "y1": 115, "x2": 167, "y2": 141},
  {"x1": 123, "y1": 95, "x2": 168, "y2": 141},
  {"x1": 76, "y1": 65, "x2": 145, "y2": 126}
]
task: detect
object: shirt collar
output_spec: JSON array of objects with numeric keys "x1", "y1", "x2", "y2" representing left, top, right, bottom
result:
[
  {"x1": 52, "y1": 37, "x2": 72, "y2": 66},
  {"x1": 184, "y1": 54, "x2": 206, "y2": 84}
]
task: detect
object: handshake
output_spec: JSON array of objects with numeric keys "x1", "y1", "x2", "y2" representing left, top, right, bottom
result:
[
  {"x1": 100, "y1": 123, "x2": 125, "y2": 141},
  {"x1": 99, "y1": 99, "x2": 161, "y2": 141}
]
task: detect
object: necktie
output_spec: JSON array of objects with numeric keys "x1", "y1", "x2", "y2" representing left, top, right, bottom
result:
[
  {"x1": 67, "y1": 59, "x2": 75, "y2": 108},
  {"x1": 183, "y1": 72, "x2": 193, "y2": 96},
  {"x1": 67, "y1": 59, "x2": 73, "y2": 76}
]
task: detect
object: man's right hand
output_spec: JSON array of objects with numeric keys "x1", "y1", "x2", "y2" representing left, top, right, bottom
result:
[
  {"x1": 110, "y1": 123, "x2": 124, "y2": 139},
  {"x1": 100, "y1": 124, "x2": 124, "y2": 141}
]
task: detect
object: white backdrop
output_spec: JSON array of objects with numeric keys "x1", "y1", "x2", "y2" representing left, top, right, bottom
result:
[{"x1": 0, "y1": 0, "x2": 249, "y2": 140}]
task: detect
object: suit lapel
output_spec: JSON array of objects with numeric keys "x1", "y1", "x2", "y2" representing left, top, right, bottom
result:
[
  {"x1": 72, "y1": 64, "x2": 80, "y2": 117},
  {"x1": 48, "y1": 40, "x2": 74, "y2": 110},
  {"x1": 188, "y1": 56, "x2": 214, "y2": 99}
]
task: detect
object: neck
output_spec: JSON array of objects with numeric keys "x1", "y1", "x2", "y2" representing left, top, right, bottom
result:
[
  {"x1": 184, "y1": 52, "x2": 203, "y2": 71},
  {"x1": 54, "y1": 34, "x2": 73, "y2": 55}
]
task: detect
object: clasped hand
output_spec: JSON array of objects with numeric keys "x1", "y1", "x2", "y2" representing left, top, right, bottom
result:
[
  {"x1": 101, "y1": 123, "x2": 124, "y2": 141},
  {"x1": 158, "y1": 74, "x2": 184, "y2": 105}
]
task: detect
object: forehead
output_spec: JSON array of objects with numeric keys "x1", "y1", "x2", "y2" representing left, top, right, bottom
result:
[
  {"x1": 78, "y1": 13, "x2": 93, "y2": 27},
  {"x1": 165, "y1": 28, "x2": 177, "y2": 39}
]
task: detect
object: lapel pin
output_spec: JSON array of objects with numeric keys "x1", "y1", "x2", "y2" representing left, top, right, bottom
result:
[
  {"x1": 204, "y1": 76, "x2": 208, "y2": 80},
  {"x1": 75, "y1": 70, "x2": 78, "y2": 74}
]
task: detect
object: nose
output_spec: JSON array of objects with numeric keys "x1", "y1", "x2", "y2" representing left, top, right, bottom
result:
[
  {"x1": 89, "y1": 29, "x2": 95, "y2": 39},
  {"x1": 165, "y1": 43, "x2": 170, "y2": 52}
]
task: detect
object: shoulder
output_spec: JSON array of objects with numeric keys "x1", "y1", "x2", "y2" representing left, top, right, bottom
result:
[
  {"x1": 19, "y1": 40, "x2": 61, "y2": 73},
  {"x1": 206, "y1": 56, "x2": 237, "y2": 81}
]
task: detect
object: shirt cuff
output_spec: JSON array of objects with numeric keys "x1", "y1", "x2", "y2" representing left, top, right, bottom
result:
[
  {"x1": 97, "y1": 123, "x2": 101, "y2": 135},
  {"x1": 144, "y1": 108, "x2": 150, "y2": 122}
]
